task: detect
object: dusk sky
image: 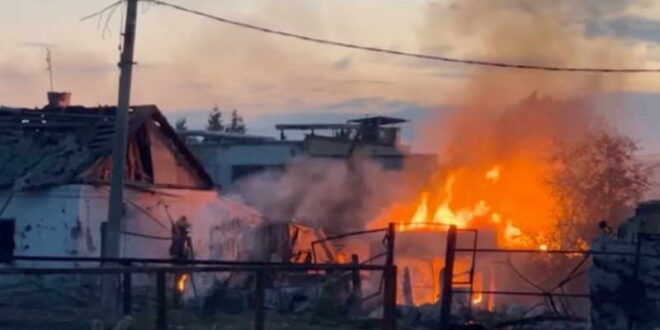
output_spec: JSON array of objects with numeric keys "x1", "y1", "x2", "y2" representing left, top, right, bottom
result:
[{"x1": 3, "y1": 0, "x2": 660, "y2": 152}]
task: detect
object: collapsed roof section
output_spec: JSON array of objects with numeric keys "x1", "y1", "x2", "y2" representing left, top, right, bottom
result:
[{"x1": 0, "y1": 105, "x2": 213, "y2": 190}]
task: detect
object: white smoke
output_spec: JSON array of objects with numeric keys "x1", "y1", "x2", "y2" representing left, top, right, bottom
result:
[{"x1": 228, "y1": 156, "x2": 416, "y2": 234}]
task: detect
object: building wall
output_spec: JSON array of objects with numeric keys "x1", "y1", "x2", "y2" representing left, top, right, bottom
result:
[
  {"x1": 0, "y1": 184, "x2": 261, "y2": 266},
  {"x1": 189, "y1": 143, "x2": 302, "y2": 189},
  {"x1": 0, "y1": 185, "x2": 83, "y2": 265},
  {"x1": 187, "y1": 138, "x2": 438, "y2": 191}
]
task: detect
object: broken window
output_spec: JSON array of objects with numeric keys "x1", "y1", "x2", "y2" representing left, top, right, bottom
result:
[{"x1": 0, "y1": 219, "x2": 16, "y2": 263}]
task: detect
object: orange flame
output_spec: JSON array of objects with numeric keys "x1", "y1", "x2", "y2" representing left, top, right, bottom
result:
[
  {"x1": 373, "y1": 158, "x2": 558, "y2": 249},
  {"x1": 472, "y1": 292, "x2": 483, "y2": 305},
  {"x1": 177, "y1": 274, "x2": 188, "y2": 292},
  {"x1": 371, "y1": 156, "x2": 563, "y2": 308}
]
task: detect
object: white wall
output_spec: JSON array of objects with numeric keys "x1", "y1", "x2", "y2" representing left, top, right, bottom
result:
[
  {"x1": 0, "y1": 184, "x2": 262, "y2": 264},
  {"x1": 0, "y1": 185, "x2": 84, "y2": 267},
  {"x1": 0, "y1": 184, "x2": 262, "y2": 296}
]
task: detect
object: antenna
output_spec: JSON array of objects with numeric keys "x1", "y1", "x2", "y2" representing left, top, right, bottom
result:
[{"x1": 45, "y1": 47, "x2": 54, "y2": 91}]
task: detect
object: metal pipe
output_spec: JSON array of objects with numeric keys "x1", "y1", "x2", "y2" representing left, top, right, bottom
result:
[
  {"x1": 255, "y1": 270, "x2": 265, "y2": 330},
  {"x1": 453, "y1": 290, "x2": 590, "y2": 298},
  {"x1": 382, "y1": 223, "x2": 397, "y2": 330},
  {"x1": 0, "y1": 264, "x2": 388, "y2": 275},
  {"x1": 382, "y1": 265, "x2": 397, "y2": 330},
  {"x1": 156, "y1": 271, "x2": 167, "y2": 330},
  {"x1": 385, "y1": 223, "x2": 395, "y2": 267},
  {"x1": 9, "y1": 255, "x2": 390, "y2": 267},
  {"x1": 439, "y1": 225, "x2": 457, "y2": 330},
  {"x1": 350, "y1": 254, "x2": 363, "y2": 314},
  {"x1": 122, "y1": 271, "x2": 132, "y2": 315},
  {"x1": 455, "y1": 247, "x2": 658, "y2": 258},
  {"x1": 466, "y1": 230, "x2": 478, "y2": 319}
]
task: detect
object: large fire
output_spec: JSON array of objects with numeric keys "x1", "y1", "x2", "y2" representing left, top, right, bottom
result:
[
  {"x1": 369, "y1": 154, "x2": 568, "y2": 306},
  {"x1": 373, "y1": 156, "x2": 560, "y2": 250}
]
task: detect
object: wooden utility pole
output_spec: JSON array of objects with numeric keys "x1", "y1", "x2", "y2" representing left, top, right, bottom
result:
[
  {"x1": 106, "y1": 0, "x2": 138, "y2": 264},
  {"x1": 103, "y1": 0, "x2": 139, "y2": 317}
]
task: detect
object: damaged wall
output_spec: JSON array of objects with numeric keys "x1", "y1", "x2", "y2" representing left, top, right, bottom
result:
[{"x1": 0, "y1": 184, "x2": 261, "y2": 266}]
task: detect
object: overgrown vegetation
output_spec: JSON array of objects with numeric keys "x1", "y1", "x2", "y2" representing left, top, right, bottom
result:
[{"x1": 548, "y1": 131, "x2": 653, "y2": 248}]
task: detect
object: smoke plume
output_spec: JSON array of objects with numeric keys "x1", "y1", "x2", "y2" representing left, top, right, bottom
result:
[{"x1": 229, "y1": 157, "x2": 416, "y2": 234}]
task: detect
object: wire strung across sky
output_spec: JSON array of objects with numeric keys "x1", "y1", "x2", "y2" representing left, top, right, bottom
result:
[
  {"x1": 87, "y1": 0, "x2": 660, "y2": 73},
  {"x1": 141, "y1": 0, "x2": 660, "y2": 73}
]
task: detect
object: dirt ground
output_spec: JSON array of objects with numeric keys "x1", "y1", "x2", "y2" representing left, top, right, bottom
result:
[{"x1": 0, "y1": 307, "x2": 380, "y2": 330}]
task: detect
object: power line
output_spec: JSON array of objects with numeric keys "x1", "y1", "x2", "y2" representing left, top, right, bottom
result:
[{"x1": 142, "y1": 0, "x2": 660, "y2": 73}]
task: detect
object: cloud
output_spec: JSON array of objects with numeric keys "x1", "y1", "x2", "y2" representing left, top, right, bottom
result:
[
  {"x1": 586, "y1": 16, "x2": 660, "y2": 43},
  {"x1": 178, "y1": 81, "x2": 213, "y2": 91},
  {"x1": 339, "y1": 79, "x2": 392, "y2": 85}
]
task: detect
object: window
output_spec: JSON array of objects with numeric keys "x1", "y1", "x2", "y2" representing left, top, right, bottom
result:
[{"x1": 0, "y1": 219, "x2": 15, "y2": 263}]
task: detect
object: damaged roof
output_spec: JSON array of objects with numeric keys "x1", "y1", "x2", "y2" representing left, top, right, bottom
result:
[{"x1": 0, "y1": 105, "x2": 214, "y2": 190}]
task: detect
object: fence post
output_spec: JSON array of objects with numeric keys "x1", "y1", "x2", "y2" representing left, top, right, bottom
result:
[
  {"x1": 439, "y1": 225, "x2": 457, "y2": 330},
  {"x1": 122, "y1": 269, "x2": 132, "y2": 315},
  {"x1": 383, "y1": 265, "x2": 398, "y2": 330},
  {"x1": 255, "y1": 270, "x2": 265, "y2": 330},
  {"x1": 350, "y1": 254, "x2": 363, "y2": 314},
  {"x1": 383, "y1": 223, "x2": 397, "y2": 330},
  {"x1": 156, "y1": 271, "x2": 167, "y2": 330},
  {"x1": 386, "y1": 223, "x2": 396, "y2": 266}
]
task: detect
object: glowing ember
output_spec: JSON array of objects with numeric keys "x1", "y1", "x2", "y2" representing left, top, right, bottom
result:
[{"x1": 177, "y1": 274, "x2": 188, "y2": 292}]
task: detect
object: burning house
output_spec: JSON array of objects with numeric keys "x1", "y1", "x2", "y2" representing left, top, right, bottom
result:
[{"x1": 0, "y1": 97, "x2": 262, "y2": 267}]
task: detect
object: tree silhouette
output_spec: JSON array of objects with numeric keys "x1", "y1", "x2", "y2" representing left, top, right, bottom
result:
[
  {"x1": 174, "y1": 118, "x2": 188, "y2": 131},
  {"x1": 226, "y1": 109, "x2": 247, "y2": 134},
  {"x1": 548, "y1": 132, "x2": 652, "y2": 248},
  {"x1": 206, "y1": 106, "x2": 224, "y2": 131}
]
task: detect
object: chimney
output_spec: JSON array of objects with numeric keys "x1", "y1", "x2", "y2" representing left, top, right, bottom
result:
[{"x1": 46, "y1": 92, "x2": 71, "y2": 108}]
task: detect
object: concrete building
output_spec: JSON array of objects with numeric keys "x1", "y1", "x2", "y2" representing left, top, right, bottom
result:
[
  {"x1": 178, "y1": 131, "x2": 302, "y2": 190},
  {"x1": 180, "y1": 116, "x2": 438, "y2": 190}
]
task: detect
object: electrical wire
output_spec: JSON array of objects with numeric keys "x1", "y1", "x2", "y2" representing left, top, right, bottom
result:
[{"x1": 141, "y1": 0, "x2": 660, "y2": 73}]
